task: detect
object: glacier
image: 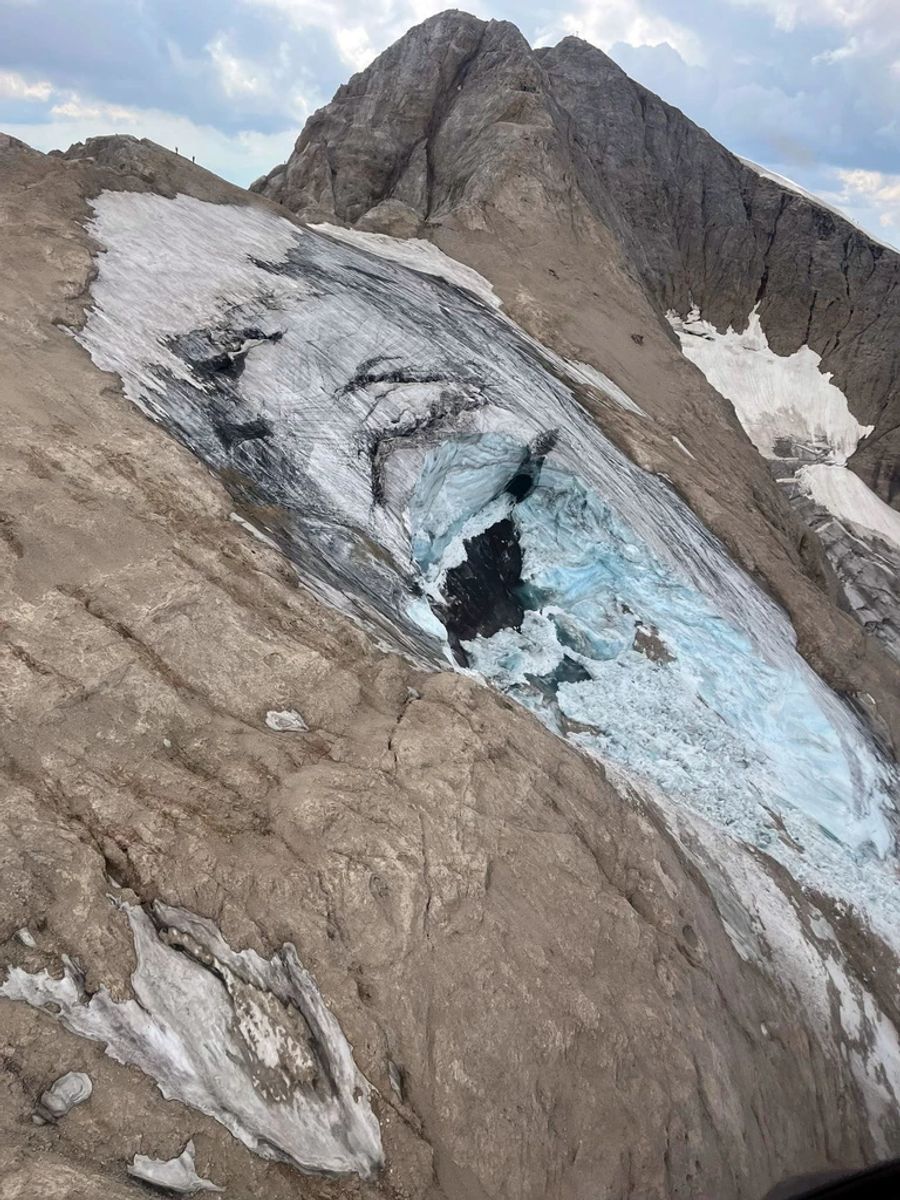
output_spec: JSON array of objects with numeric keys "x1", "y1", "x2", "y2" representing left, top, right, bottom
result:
[{"x1": 73, "y1": 191, "x2": 899, "y2": 942}]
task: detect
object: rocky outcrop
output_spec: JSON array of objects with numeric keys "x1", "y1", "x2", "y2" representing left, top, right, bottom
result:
[
  {"x1": 254, "y1": 12, "x2": 899, "y2": 511},
  {"x1": 1, "y1": 132, "x2": 899, "y2": 1200}
]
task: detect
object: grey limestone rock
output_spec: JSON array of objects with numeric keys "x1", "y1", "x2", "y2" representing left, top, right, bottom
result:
[{"x1": 254, "y1": 12, "x2": 899, "y2": 510}]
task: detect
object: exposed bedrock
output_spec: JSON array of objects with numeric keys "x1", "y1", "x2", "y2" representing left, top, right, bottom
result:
[{"x1": 254, "y1": 10, "x2": 899, "y2": 509}]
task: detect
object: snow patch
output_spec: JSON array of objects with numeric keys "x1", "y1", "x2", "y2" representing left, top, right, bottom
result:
[
  {"x1": 34, "y1": 1072, "x2": 92, "y2": 1124},
  {"x1": 129, "y1": 1140, "x2": 223, "y2": 1194},
  {"x1": 0, "y1": 900, "x2": 383, "y2": 1179},
  {"x1": 229, "y1": 511, "x2": 280, "y2": 551},
  {"x1": 667, "y1": 306, "x2": 871, "y2": 463},
  {"x1": 561, "y1": 358, "x2": 647, "y2": 417},
  {"x1": 667, "y1": 304, "x2": 899, "y2": 650},
  {"x1": 265, "y1": 708, "x2": 308, "y2": 732}
]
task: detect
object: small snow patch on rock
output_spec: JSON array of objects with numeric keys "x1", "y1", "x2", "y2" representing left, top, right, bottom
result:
[{"x1": 265, "y1": 708, "x2": 308, "y2": 732}]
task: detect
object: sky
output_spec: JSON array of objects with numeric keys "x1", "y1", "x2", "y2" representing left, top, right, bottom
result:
[{"x1": 1, "y1": 0, "x2": 898, "y2": 249}]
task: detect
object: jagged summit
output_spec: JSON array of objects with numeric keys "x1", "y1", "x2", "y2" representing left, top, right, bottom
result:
[{"x1": 255, "y1": 9, "x2": 899, "y2": 512}]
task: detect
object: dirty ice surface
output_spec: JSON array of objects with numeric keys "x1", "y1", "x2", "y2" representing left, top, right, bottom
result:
[
  {"x1": 0, "y1": 901, "x2": 383, "y2": 1179},
  {"x1": 75, "y1": 192, "x2": 899, "y2": 942}
]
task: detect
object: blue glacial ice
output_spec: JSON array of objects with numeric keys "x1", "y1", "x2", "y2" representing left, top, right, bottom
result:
[
  {"x1": 73, "y1": 191, "x2": 899, "y2": 940},
  {"x1": 409, "y1": 434, "x2": 898, "y2": 934}
]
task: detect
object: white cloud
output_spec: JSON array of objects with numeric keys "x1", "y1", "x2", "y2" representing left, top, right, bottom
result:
[
  {"x1": 50, "y1": 96, "x2": 140, "y2": 122},
  {"x1": 333, "y1": 24, "x2": 379, "y2": 71},
  {"x1": 206, "y1": 35, "x2": 310, "y2": 118},
  {"x1": 730, "y1": 0, "x2": 900, "y2": 38},
  {"x1": 813, "y1": 36, "x2": 860, "y2": 63},
  {"x1": 837, "y1": 166, "x2": 900, "y2": 205},
  {"x1": 208, "y1": 37, "x2": 270, "y2": 98},
  {"x1": 239, "y1": 0, "x2": 472, "y2": 72},
  {"x1": 731, "y1": 0, "x2": 882, "y2": 32},
  {"x1": 0, "y1": 69, "x2": 53, "y2": 101},
  {"x1": 816, "y1": 166, "x2": 900, "y2": 250},
  {"x1": 536, "y1": 1, "x2": 704, "y2": 64}
]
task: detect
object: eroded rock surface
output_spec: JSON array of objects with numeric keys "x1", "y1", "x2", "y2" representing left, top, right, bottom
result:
[{"x1": 0, "y1": 99, "x2": 898, "y2": 1200}]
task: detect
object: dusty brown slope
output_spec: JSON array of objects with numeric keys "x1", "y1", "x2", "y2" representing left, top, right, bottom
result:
[
  {"x1": 252, "y1": 12, "x2": 899, "y2": 742},
  {"x1": 1, "y1": 133, "x2": 898, "y2": 1199}
]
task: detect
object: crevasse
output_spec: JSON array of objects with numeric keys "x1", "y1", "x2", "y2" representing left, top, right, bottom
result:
[
  {"x1": 74, "y1": 191, "x2": 899, "y2": 941},
  {"x1": 408, "y1": 434, "x2": 896, "y2": 931}
]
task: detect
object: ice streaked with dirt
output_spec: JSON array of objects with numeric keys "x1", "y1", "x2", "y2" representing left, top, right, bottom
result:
[
  {"x1": 0, "y1": 900, "x2": 383, "y2": 1180},
  {"x1": 312, "y1": 222, "x2": 647, "y2": 420},
  {"x1": 74, "y1": 191, "x2": 898, "y2": 944},
  {"x1": 311, "y1": 221, "x2": 502, "y2": 309},
  {"x1": 128, "y1": 1141, "x2": 223, "y2": 1194},
  {"x1": 558, "y1": 358, "x2": 647, "y2": 417}
]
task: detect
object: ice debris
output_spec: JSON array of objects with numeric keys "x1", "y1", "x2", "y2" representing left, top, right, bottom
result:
[
  {"x1": 265, "y1": 709, "x2": 308, "y2": 732},
  {"x1": 33, "y1": 1071, "x2": 92, "y2": 1123},
  {"x1": 128, "y1": 1140, "x2": 223, "y2": 1194}
]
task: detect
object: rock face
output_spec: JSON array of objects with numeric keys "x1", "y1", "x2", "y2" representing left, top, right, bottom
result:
[
  {"x1": 1, "y1": 38, "x2": 899, "y2": 1200},
  {"x1": 254, "y1": 12, "x2": 899, "y2": 512}
]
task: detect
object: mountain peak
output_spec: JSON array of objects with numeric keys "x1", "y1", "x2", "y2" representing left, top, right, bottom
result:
[{"x1": 254, "y1": 14, "x2": 898, "y2": 522}]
